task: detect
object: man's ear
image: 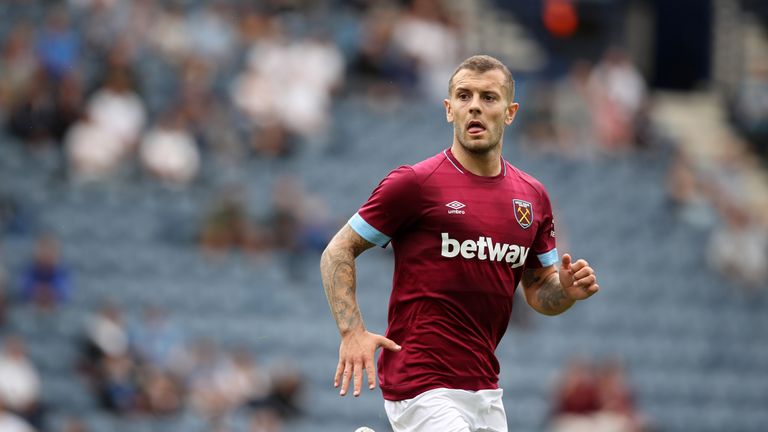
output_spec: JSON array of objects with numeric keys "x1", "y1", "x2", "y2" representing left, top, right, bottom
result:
[
  {"x1": 505, "y1": 102, "x2": 520, "y2": 126},
  {"x1": 444, "y1": 99, "x2": 453, "y2": 123}
]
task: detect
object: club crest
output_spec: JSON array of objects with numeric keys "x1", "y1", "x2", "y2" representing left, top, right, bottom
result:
[{"x1": 513, "y1": 199, "x2": 533, "y2": 229}]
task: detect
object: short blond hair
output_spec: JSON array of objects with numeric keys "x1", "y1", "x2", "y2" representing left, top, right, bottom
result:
[{"x1": 448, "y1": 55, "x2": 515, "y2": 102}]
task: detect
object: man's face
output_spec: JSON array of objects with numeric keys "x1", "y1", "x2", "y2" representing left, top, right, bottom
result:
[{"x1": 444, "y1": 69, "x2": 519, "y2": 155}]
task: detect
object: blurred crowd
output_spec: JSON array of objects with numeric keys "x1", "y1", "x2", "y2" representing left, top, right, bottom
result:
[
  {"x1": 731, "y1": 61, "x2": 768, "y2": 160},
  {"x1": 79, "y1": 302, "x2": 302, "y2": 430},
  {"x1": 1, "y1": 0, "x2": 767, "y2": 431},
  {"x1": 0, "y1": 233, "x2": 305, "y2": 432},
  {"x1": 666, "y1": 141, "x2": 768, "y2": 293},
  {"x1": 3, "y1": 1, "x2": 463, "y2": 430},
  {"x1": 0, "y1": 0, "x2": 464, "y2": 184},
  {"x1": 520, "y1": 47, "x2": 650, "y2": 159},
  {"x1": 2, "y1": 1, "x2": 460, "y2": 430},
  {"x1": 548, "y1": 356, "x2": 648, "y2": 432}
]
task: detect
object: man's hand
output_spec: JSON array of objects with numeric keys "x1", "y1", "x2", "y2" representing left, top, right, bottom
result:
[
  {"x1": 558, "y1": 253, "x2": 599, "y2": 300},
  {"x1": 335, "y1": 329, "x2": 401, "y2": 397}
]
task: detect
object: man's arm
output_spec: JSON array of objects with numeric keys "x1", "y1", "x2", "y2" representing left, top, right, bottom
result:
[
  {"x1": 320, "y1": 224, "x2": 401, "y2": 397},
  {"x1": 321, "y1": 224, "x2": 374, "y2": 335},
  {"x1": 521, "y1": 254, "x2": 599, "y2": 316}
]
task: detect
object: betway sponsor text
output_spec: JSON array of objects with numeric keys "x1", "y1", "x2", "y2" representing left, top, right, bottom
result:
[{"x1": 441, "y1": 233, "x2": 529, "y2": 269}]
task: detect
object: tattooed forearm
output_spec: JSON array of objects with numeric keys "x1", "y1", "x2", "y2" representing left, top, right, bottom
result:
[
  {"x1": 536, "y1": 275, "x2": 572, "y2": 315},
  {"x1": 321, "y1": 225, "x2": 375, "y2": 335},
  {"x1": 521, "y1": 269, "x2": 574, "y2": 316},
  {"x1": 323, "y1": 253, "x2": 362, "y2": 334}
]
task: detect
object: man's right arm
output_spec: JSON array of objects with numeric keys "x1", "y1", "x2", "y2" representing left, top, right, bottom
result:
[
  {"x1": 320, "y1": 223, "x2": 401, "y2": 397},
  {"x1": 320, "y1": 223, "x2": 374, "y2": 336}
]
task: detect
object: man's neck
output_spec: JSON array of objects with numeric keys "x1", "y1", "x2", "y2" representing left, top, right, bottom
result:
[{"x1": 451, "y1": 142, "x2": 503, "y2": 177}]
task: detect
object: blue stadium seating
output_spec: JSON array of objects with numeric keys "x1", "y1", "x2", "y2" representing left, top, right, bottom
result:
[{"x1": 1, "y1": 4, "x2": 766, "y2": 430}]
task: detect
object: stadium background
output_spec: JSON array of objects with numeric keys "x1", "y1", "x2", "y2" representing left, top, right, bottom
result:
[{"x1": 0, "y1": 0, "x2": 767, "y2": 431}]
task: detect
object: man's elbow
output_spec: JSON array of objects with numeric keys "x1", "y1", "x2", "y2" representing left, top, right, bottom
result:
[
  {"x1": 320, "y1": 238, "x2": 347, "y2": 266},
  {"x1": 320, "y1": 242, "x2": 335, "y2": 267}
]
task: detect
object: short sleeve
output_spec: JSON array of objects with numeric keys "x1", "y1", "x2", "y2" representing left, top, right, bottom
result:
[
  {"x1": 525, "y1": 186, "x2": 558, "y2": 268},
  {"x1": 349, "y1": 166, "x2": 421, "y2": 247}
]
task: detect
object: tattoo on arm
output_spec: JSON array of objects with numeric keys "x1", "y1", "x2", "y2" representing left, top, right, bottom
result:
[
  {"x1": 320, "y1": 225, "x2": 375, "y2": 335},
  {"x1": 522, "y1": 269, "x2": 574, "y2": 316},
  {"x1": 536, "y1": 275, "x2": 570, "y2": 313}
]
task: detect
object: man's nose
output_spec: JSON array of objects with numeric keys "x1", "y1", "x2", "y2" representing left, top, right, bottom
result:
[{"x1": 469, "y1": 95, "x2": 482, "y2": 114}]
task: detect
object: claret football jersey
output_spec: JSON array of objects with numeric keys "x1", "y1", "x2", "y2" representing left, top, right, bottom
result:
[{"x1": 349, "y1": 148, "x2": 558, "y2": 401}]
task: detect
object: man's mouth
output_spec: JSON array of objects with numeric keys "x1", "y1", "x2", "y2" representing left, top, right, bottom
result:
[{"x1": 467, "y1": 120, "x2": 486, "y2": 135}]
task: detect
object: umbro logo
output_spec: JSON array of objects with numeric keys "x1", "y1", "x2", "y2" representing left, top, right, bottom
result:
[{"x1": 446, "y1": 201, "x2": 466, "y2": 214}]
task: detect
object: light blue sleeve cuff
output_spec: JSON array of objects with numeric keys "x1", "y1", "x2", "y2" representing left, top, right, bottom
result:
[
  {"x1": 537, "y1": 248, "x2": 559, "y2": 267},
  {"x1": 348, "y1": 213, "x2": 391, "y2": 247}
]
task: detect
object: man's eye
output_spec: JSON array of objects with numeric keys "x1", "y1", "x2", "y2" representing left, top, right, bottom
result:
[
  {"x1": 458, "y1": 94, "x2": 469, "y2": 101},
  {"x1": 484, "y1": 95, "x2": 496, "y2": 102}
]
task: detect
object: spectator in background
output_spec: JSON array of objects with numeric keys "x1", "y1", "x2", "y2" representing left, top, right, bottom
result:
[
  {"x1": 549, "y1": 357, "x2": 601, "y2": 432},
  {"x1": 0, "y1": 335, "x2": 43, "y2": 430},
  {"x1": 550, "y1": 356, "x2": 646, "y2": 432},
  {"x1": 176, "y1": 57, "x2": 217, "y2": 142},
  {"x1": 588, "y1": 48, "x2": 647, "y2": 151},
  {"x1": 0, "y1": 242, "x2": 8, "y2": 327},
  {"x1": 72, "y1": 0, "x2": 155, "y2": 59},
  {"x1": 183, "y1": 341, "x2": 286, "y2": 420},
  {"x1": 53, "y1": 72, "x2": 86, "y2": 143},
  {"x1": 81, "y1": 302, "x2": 187, "y2": 416},
  {"x1": 186, "y1": 339, "x2": 230, "y2": 418},
  {"x1": 552, "y1": 60, "x2": 598, "y2": 160},
  {"x1": 35, "y1": 8, "x2": 80, "y2": 81},
  {"x1": 199, "y1": 187, "x2": 268, "y2": 256},
  {"x1": 80, "y1": 303, "x2": 140, "y2": 414},
  {"x1": 139, "y1": 108, "x2": 200, "y2": 187},
  {"x1": 190, "y1": 347, "x2": 270, "y2": 417},
  {"x1": 6, "y1": 70, "x2": 59, "y2": 150},
  {"x1": 233, "y1": 16, "x2": 344, "y2": 151},
  {"x1": 65, "y1": 66, "x2": 145, "y2": 181},
  {"x1": 99, "y1": 350, "x2": 140, "y2": 414},
  {"x1": 83, "y1": 302, "x2": 129, "y2": 369},
  {"x1": 0, "y1": 25, "x2": 37, "y2": 117},
  {"x1": 596, "y1": 359, "x2": 644, "y2": 432},
  {"x1": 137, "y1": 366, "x2": 183, "y2": 416},
  {"x1": 60, "y1": 416, "x2": 88, "y2": 432},
  {"x1": 71, "y1": 0, "x2": 122, "y2": 50},
  {"x1": 236, "y1": 7, "x2": 271, "y2": 46},
  {"x1": 707, "y1": 202, "x2": 768, "y2": 293},
  {"x1": 268, "y1": 176, "x2": 335, "y2": 255},
  {"x1": 0, "y1": 400, "x2": 34, "y2": 432},
  {"x1": 65, "y1": 112, "x2": 126, "y2": 182},
  {"x1": 734, "y1": 63, "x2": 768, "y2": 157},
  {"x1": 348, "y1": 3, "x2": 418, "y2": 105},
  {"x1": 701, "y1": 138, "x2": 758, "y2": 209},
  {"x1": 89, "y1": 38, "x2": 141, "y2": 103},
  {"x1": 187, "y1": 2, "x2": 238, "y2": 67},
  {"x1": 265, "y1": 360, "x2": 303, "y2": 420},
  {"x1": 229, "y1": 348, "x2": 272, "y2": 410},
  {"x1": 147, "y1": 3, "x2": 191, "y2": 64},
  {"x1": 268, "y1": 177, "x2": 305, "y2": 254},
  {"x1": 129, "y1": 305, "x2": 185, "y2": 369},
  {"x1": 86, "y1": 67, "x2": 146, "y2": 150},
  {"x1": 19, "y1": 234, "x2": 72, "y2": 310},
  {"x1": 0, "y1": 193, "x2": 30, "y2": 236},
  {"x1": 665, "y1": 151, "x2": 717, "y2": 229},
  {"x1": 197, "y1": 100, "x2": 247, "y2": 170},
  {"x1": 392, "y1": 0, "x2": 461, "y2": 100},
  {"x1": 247, "y1": 409, "x2": 282, "y2": 432}
]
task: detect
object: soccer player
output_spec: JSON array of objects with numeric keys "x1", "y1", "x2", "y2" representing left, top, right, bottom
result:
[{"x1": 320, "y1": 55, "x2": 600, "y2": 432}]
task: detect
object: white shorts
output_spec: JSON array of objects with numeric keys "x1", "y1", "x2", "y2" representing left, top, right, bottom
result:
[{"x1": 384, "y1": 388, "x2": 508, "y2": 432}]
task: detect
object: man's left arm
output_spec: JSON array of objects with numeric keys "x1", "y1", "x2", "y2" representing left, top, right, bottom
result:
[{"x1": 521, "y1": 254, "x2": 599, "y2": 316}]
